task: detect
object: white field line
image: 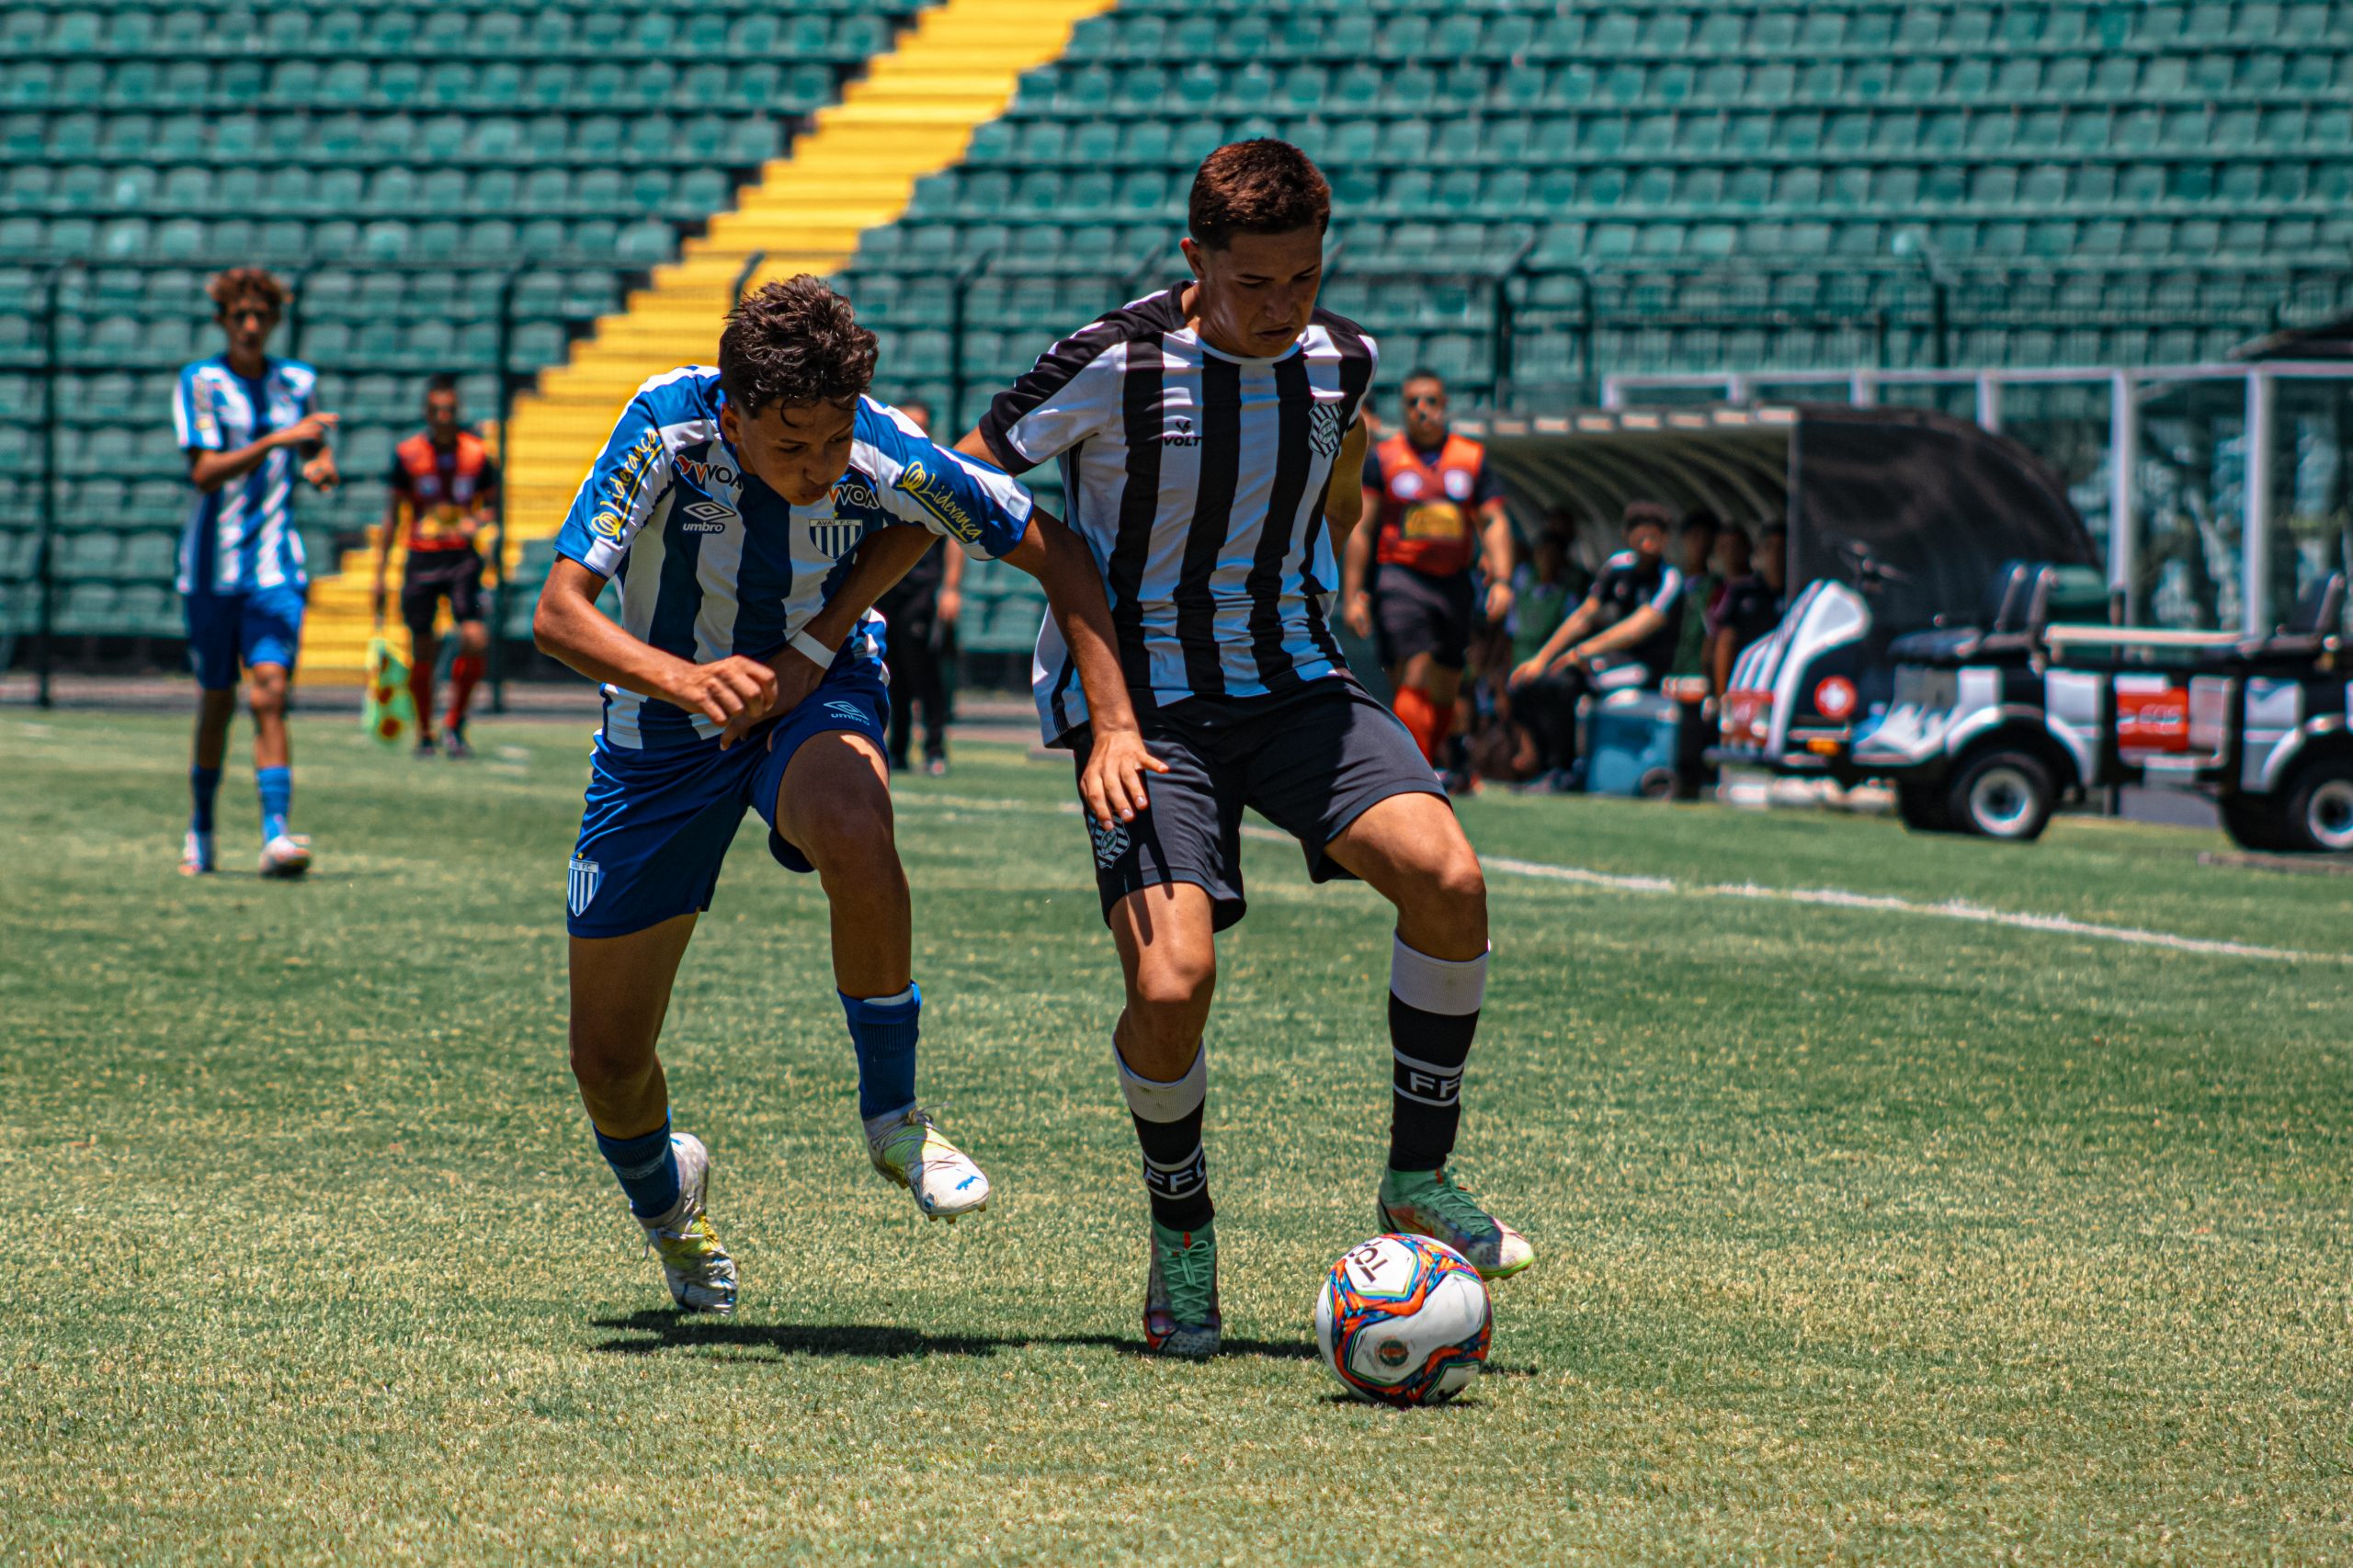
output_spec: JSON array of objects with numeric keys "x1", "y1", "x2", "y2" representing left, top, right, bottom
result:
[{"x1": 904, "y1": 792, "x2": 2342, "y2": 967}]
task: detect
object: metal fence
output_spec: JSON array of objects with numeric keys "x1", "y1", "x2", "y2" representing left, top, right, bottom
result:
[{"x1": 0, "y1": 257, "x2": 608, "y2": 706}]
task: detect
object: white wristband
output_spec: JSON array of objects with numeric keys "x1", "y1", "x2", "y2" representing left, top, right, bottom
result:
[{"x1": 789, "y1": 630, "x2": 837, "y2": 667}]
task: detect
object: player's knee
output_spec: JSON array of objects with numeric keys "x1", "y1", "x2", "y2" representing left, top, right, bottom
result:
[
  {"x1": 568, "y1": 1029, "x2": 650, "y2": 1095},
  {"x1": 801, "y1": 791, "x2": 899, "y2": 878},
  {"x1": 244, "y1": 672, "x2": 288, "y2": 716},
  {"x1": 457, "y1": 622, "x2": 489, "y2": 656},
  {"x1": 1408, "y1": 848, "x2": 1487, "y2": 936},
  {"x1": 1131, "y1": 945, "x2": 1216, "y2": 1016}
]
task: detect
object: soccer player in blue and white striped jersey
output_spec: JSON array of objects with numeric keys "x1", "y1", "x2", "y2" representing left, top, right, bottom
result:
[
  {"x1": 174, "y1": 267, "x2": 340, "y2": 879},
  {"x1": 533, "y1": 278, "x2": 1154, "y2": 1314}
]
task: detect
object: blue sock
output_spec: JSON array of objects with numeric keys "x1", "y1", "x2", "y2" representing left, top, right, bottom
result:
[
  {"x1": 189, "y1": 766, "x2": 222, "y2": 835},
  {"x1": 256, "y1": 766, "x2": 291, "y2": 844},
  {"x1": 841, "y1": 983, "x2": 921, "y2": 1126},
  {"x1": 594, "y1": 1118, "x2": 681, "y2": 1220}
]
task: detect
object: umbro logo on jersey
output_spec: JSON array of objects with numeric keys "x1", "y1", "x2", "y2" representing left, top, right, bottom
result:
[
  {"x1": 680, "y1": 500, "x2": 734, "y2": 532},
  {"x1": 1309, "y1": 403, "x2": 1345, "y2": 459},
  {"x1": 1159, "y1": 416, "x2": 1201, "y2": 448},
  {"x1": 823, "y1": 699, "x2": 866, "y2": 724}
]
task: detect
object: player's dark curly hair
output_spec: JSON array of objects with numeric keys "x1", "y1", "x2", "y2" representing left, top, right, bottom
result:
[
  {"x1": 719, "y1": 276, "x2": 877, "y2": 415},
  {"x1": 208, "y1": 267, "x2": 287, "y2": 317},
  {"x1": 1188, "y1": 139, "x2": 1331, "y2": 250}
]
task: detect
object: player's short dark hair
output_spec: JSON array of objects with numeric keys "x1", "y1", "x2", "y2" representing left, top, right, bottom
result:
[
  {"x1": 208, "y1": 267, "x2": 286, "y2": 317},
  {"x1": 1402, "y1": 368, "x2": 1445, "y2": 389},
  {"x1": 1679, "y1": 510, "x2": 1722, "y2": 539},
  {"x1": 719, "y1": 276, "x2": 877, "y2": 416},
  {"x1": 1188, "y1": 140, "x2": 1331, "y2": 250},
  {"x1": 1623, "y1": 500, "x2": 1675, "y2": 533},
  {"x1": 425, "y1": 372, "x2": 460, "y2": 397}
]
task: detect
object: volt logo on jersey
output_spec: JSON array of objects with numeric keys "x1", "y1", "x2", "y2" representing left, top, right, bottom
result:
[
  {"x1": 680, "y1": 500, "x2": 734, "y2": 532},
  {"x1": 1160, "y1": 416, "x2": 1201, "y2": 448},
  {"x1": 823, "y1": 699, "x2": 868, "y2": 725},
  {"x1": 568, "y1": 856, "x2": 600, "y2": 916}
]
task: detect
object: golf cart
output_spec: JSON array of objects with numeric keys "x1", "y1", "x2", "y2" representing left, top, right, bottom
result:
[
  {"x1": 1859, "y1": 569, "x2": 2350, "y2": 847},
  {"x1": 1712, "y1": 404, "x2": 2104, "y2": 779}
]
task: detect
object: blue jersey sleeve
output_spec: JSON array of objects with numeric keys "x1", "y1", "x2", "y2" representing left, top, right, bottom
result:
[
  {"x1": 554, "y1": 395, "x2": 676, "y2": 579},
  {"x1": 174, "y1": 364, "x2": 222, "y2": 452},
  {"x1": 856, "y1": 400, "x2": 1033, "y2": 561}
]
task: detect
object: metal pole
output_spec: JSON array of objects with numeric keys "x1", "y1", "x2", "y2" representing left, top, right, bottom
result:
[
  {"x1": 1975, "y1": 372, "x2": 2003, "y2": 433},
  {"x1": 33, "y1": 264, "x2": 63, "y2": 709},
  {"x1": 487, "y1": 267, "x2": 519, "y2": 715},
  {"x1": 1847, "y1": 371, "x2": 1877, "y2": 405},
  {"x1": 1930, "y1": 277, "x2": 1949, "y2": 369},
  {"x1": 2107, "y1": 369, "x2": 2137, "y2": 624},
  {"x1": 2243, "y1": 369, "x2": 2273, "y2": 638}
]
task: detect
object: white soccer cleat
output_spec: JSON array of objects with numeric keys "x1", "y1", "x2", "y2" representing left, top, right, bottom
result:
[
  {"x1": 642, "y1": 1132, "x2": 737, "y2": 1314},
  {"x1": 867, "y1": 1106, "x2": 992, "y2": 1221},
  {"x1": 178, "y1": 829, "x2": 214, "y2": 876},
  {"x1": 258, "y1": 834, "x2": 313, "y2": 879}
]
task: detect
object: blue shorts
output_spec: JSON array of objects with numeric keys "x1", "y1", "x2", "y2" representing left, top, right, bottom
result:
[
  {"x1": 564, "y1": 668, "x2": 891, "y2": 939},
  {"x1": 184, "y1": 585, "x2": 307, "y2": 690}
]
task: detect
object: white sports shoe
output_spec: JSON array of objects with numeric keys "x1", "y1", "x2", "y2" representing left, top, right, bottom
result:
[
  {"x1": 867, "y1": 1106, "x2": 992, "y2": 1221},
  {"x1": 258, "y1": 834, "x2": 312, "y2": 879},
  {"x1": 642, "y1": 1132, "x2": 737, "y2": 1313},
  {"x1": 178, "y1": 829, "x2": 214, "y2": 876}
]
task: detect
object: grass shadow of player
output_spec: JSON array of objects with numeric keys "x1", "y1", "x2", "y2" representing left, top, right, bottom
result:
[{"x1": 591, "y1": 1311, "x2": 1316, "y2": 1364}]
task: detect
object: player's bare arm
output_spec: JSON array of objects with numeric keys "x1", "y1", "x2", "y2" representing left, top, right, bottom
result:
[
  {"x1": 370, "y1": 487, "x2": 401, "y2": 621},
  {"x1": 1339, "y1": 465, "x2": 1379, "y2": 639},
  {"x1": 1003, "y1": 509, "x2": 1167, "y2": 828},
  {"x1": 533, "y1": 556, "x2": 778, "y2": 727},
  {"x1": 1510, "y1": 593, "x2": 1601, "y2": 687},
  {"x1": 715, "y1": 524, "x2": 938, "y2": 748},
  {"x1": 188, "y1": 409, "x2": 336, "y2": 494},
  {"x1": 1560, "y1": 603, "x2": 1665, "y2": 669},
  {"x1": 952, "y1": 429, "x2": 1166, "y2": 827},
  {"x1": 1324, "y1": 415, "x2": 1371, "y2": 557},
  {"x1": 1478, "y1": 496, "x2": 1515, "y2": 621}
]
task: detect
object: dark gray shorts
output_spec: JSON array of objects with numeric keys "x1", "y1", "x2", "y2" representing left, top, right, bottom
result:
[{"x1": 1067, "y1": 676, "x2": 1448, "y2": 931}]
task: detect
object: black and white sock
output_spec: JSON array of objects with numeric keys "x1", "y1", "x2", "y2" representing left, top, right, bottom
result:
[
  {"x1": 1386, "y1": 936, "x2": 1488, "y2": 1174},
  {"x1": 1116, "y1": 1037, "x2": 1212, "y2": 1233}
]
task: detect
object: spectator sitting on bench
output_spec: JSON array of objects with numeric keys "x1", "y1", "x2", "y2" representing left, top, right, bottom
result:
[
  {"x1": 1707, "y1": 521, "x2": 1789, "y2": 696},
  {"x1": 1507, "y1": 501, "x2": 1685, "y2": 790}
]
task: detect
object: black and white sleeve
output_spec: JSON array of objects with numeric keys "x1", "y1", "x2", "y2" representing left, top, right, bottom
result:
[{"x1": 976, "y1": 321, "x2": 1129, "y2": 475}]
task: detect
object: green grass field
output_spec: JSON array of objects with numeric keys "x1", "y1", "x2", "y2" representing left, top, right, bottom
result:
[{"x1": 5, "y1": 708, "x2": 2349, "y2": 1564}]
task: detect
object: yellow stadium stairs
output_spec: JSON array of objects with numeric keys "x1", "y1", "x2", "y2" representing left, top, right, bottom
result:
[{"x1": 297, "y1": 0, "x2": 1114, "y2": 683}]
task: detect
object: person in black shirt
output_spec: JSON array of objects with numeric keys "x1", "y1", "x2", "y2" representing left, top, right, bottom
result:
[
  {"x1": 1506, "y1": 501, "x2": 1685, "y2": 785},
  {"x1": 872, "y1": 399, "x2": 963, "y2": 774},
  {"x1": 1707, "y1": 521, "x2": 1790, "y2": 694}
]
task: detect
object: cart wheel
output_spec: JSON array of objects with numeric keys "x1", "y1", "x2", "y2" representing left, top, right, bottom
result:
[
  {"x1": 1945, "y1": 748, "x2": 2054, "y2": 841},
  {"x1": 1894, "y1": 778, "x2": 1951, "y2": 834},
  {"x1": 2282, "y1": 755, "x2": 2353, "y2": 854},
  {"x1": 1637, "y1": 767, "x2": 1677, "y2": 801},
  {"x1": 2217, "y1": 791, "x2": 2290, "y2": 852}
]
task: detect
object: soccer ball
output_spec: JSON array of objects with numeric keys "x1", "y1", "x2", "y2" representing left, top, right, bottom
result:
[{"x1": 1314, "y1": 1233, "x2": 1491, "y2": 1407}]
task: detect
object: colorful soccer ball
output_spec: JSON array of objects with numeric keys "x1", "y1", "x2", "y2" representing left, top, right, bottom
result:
[{"x1": 1314, "y1": 1233, "x2": 1492, "y2": 1407}]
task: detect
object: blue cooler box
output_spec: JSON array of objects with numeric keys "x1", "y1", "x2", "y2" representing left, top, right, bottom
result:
[{"x1": 1586, "y1": 690, "x2": 1684, "y2": 799}]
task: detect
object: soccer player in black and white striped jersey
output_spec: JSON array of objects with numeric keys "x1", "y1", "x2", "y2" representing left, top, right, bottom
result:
[{"x1": 960, "y1": 141, "x2": 1533, "y2": 1360}]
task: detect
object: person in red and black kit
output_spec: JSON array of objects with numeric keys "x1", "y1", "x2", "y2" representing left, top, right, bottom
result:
[
  {"x1": 1339, "y1": 369, "x2": 1514, "y2": 777},
  {"x1": 372, "y1": 374, "x2": 498, "y2": 758}
]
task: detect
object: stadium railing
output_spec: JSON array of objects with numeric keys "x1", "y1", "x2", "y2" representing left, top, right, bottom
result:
[{"x1": 0, "y1": 257, "x2": 605, "y2": 708}]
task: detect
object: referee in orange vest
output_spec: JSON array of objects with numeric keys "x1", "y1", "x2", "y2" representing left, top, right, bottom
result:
[{"x1": 1341, "y1": 369, "x2": 1515, "y2": 777}]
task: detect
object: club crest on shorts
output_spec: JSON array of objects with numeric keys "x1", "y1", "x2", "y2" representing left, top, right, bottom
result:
[
  {"x1": 568, "y1": 856, "x2": 600, "y2": 916},
  {"x1": 1310, "y1": 401, "x2": 1345, "y2": 459},
  {"x1": 1090, "y1": 817, "x2": 1131, "y2": 869}
]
